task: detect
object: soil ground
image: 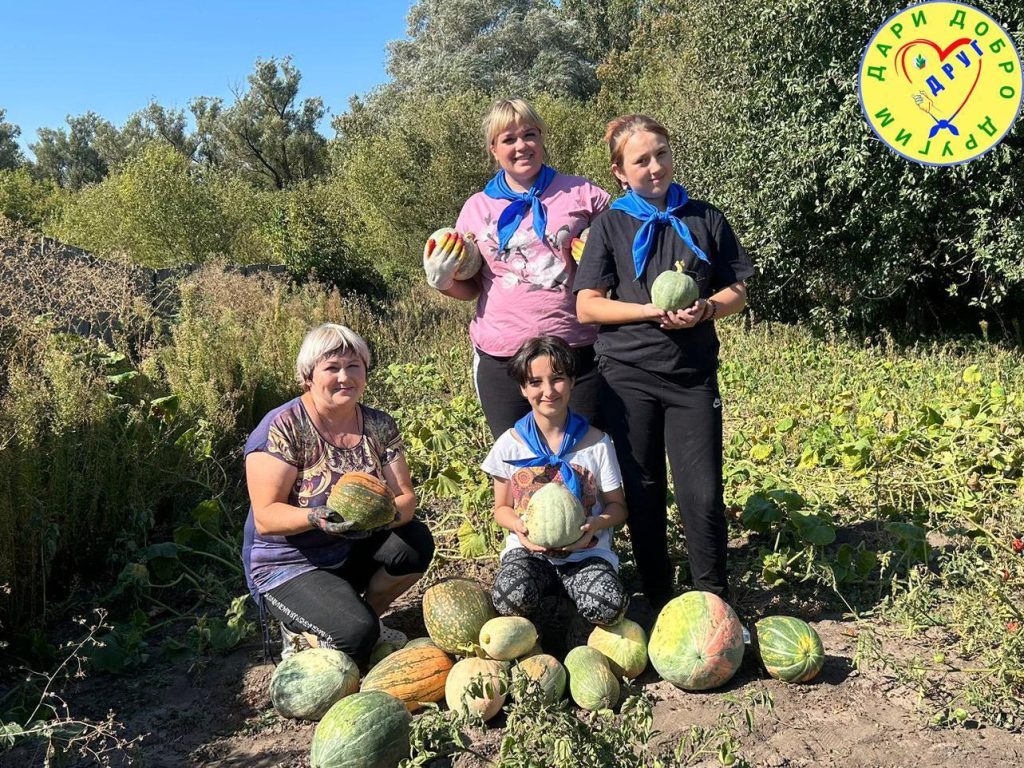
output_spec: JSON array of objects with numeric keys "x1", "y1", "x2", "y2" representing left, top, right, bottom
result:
[{"x1": 3, "y1": 559, "x2": 1022, "y2": 768}]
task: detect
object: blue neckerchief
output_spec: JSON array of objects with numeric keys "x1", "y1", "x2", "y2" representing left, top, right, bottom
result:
[
  {"x1": 609, "y1": 182, "x2": 709, "y2": 280},
  {"x1": 483, "y1": 165, "x2": 557, "y2": 252},
  {"x1": 506, "y1": 409, "x2": 589, "y2": 500}
]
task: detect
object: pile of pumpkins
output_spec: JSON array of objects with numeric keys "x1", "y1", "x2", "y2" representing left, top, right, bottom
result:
[{"x1": 269, "y1": 577, "x2": 826, "y2": 768}]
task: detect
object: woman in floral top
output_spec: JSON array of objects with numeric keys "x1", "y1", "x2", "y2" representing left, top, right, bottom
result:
[{"x1": 242, "y1": 324, "x2": 434, "y2": 662}]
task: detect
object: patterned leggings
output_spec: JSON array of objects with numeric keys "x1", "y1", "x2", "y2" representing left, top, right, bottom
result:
[{"x1": 492, "y1": 548, "x2": 627, "y2": 626}]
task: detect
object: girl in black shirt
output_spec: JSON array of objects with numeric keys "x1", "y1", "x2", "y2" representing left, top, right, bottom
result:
[{"x1": 574, "y1": 114, "x2": 754, "y2": 609}]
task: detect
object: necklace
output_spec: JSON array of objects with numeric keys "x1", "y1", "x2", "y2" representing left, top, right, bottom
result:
[{"x1": 305, "y1": 394, "x2": 361, "y2": 449}]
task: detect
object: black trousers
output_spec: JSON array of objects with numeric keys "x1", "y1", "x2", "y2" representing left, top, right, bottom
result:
[
  {"x1": 473, "y1": 344, "x2": 602, "y2": 438},
  {"x1": 598, "y1": 356, "x2": 728, "y2": 606},
  {"x1": 263, "y1": 519, "x2": 434, "y2": 663}
]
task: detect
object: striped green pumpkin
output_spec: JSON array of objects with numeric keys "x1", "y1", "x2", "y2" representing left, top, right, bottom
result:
[
  {"x1": 310, "y1": 691, "x2": 411, "y2": 768},
  {"x1": 564, "y1": 646, "x2": 620, "y2": 711},
  {"x1": 755, "y1": 616, "x2": 824, "y2": 683}
]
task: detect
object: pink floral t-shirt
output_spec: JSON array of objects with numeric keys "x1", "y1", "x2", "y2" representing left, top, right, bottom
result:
[{"x1": 456, "y1": 173, "x2": 610, "y2": 356}]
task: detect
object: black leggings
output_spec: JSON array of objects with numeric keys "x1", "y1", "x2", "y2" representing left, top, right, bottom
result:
[
  {"x1": 492, "y1": 548, "x2": 627, "y2": 626},
  {"x1": 474, "y1": 344, "x2": 602, "y2": 437},
  {"x1": 263, "y1": 519, "x2": 434, "y2": 663},
  {"x1": 598, "y1": 357, "x2": 728, "y2": 606}
]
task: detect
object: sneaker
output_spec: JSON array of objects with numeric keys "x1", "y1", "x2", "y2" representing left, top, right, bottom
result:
[
  {"x1": 378, "y1": 619, "x2": 407, "y2": 646},
  {"x1": 280, "y1": 623, "x2": 313, "y2": 660}
]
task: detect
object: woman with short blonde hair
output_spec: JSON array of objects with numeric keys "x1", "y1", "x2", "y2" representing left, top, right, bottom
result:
[{"x1": 423, "y1": 97, "x2": 611, "y2": 437}]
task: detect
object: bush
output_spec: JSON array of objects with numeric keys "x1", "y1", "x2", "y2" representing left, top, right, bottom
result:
[
  {"x1": 599, "y1": 0, "x2": 1024, "y2": 334},
  {"x1": 48, "y1": 144, "x2": 273, "y2": 268},
  {"x1": 0, "y1": 169, "x2": 65, "y2": 230}
]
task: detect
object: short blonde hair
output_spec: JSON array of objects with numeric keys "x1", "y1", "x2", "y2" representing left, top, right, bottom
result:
[
  {"x1": 295, "y1": 324, "x2": 371, "y2": 387},
  {"x1": 483, "y1": 98, "x2": 548, "y2": 151}
]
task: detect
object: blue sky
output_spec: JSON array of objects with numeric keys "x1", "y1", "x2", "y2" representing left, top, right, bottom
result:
[{"x1": 1, "y1": 1, "x2": 413, "y2": 156}]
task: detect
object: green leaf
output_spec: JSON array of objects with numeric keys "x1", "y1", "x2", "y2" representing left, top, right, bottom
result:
[
  {"x1": 191, "y1": 499, "x2": 222, "y2": 530},
  {"x1": 741, "y1": 494, "x2": 784, "y2": 533},
  {"x1": 104, "y1": 370, "x2": 139, "y2": 384},
  {"x1": 775, "y1": 417, "x2": 795, "y2": 433},
  {"x1": 791, "y1": 511, "x2": 836, "y2": 546},
  {"x1": 750, "y1": 442, "x2": 774, "y2": 462},
  {"x1": 0, "y1": 722, "x2": 24, "y2": 748},
  {"x1": 457, "y1": 518, "x2": 489, "y2": 558},
  {"x1": 962, "y1": 365, "x2": 982, "y2": 384}
]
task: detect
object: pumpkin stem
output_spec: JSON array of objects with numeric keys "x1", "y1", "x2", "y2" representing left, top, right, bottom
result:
[{"x1": 674, "y1": 260, "x2": 684, "y2": 273}]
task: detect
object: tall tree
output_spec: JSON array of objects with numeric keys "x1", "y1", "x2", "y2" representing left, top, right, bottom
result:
[
  {"x1": 211, "y1": 57, "x2": 327, "y2": 189},
  {"x1": 30, "y1": 113, "x2": 109, "y2": 189},
  {"x1": 0, "y1": 109, "x2": 24, "y2": 170},
  {"x1": 386, "y1": 0, "x2": 598, "y2": 99},
  {"x1": 93, "y1": 102, "x2": 201, "y2": 170},
  {"x1": 560, "y1": 0, "x2": 641, "y2": 62}
]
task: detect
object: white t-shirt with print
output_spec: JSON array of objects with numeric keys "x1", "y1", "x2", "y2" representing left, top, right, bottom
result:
[{"x1": 481, "y1": 429, "x2": 623, "y2": 568}]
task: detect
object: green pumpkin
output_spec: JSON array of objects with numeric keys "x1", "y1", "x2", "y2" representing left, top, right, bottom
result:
[
  {"x1": 326, "y1": 472, "x2": 395, "y2": 530},
  {"x1": 650, "y1": 260, "x2": 700, "y2": 312},
  {"x1": 479, "y1": 616, "x2": 539, "y2": 661},
  {"x1": 512, "y1": 653, "x2": 566, "y2": 705},
  {"x1": 310, "y1": 691, "x2": 411, "y2": 768},
  {"x1": 649, "y1": 591, "x2": 744, "y2": 691},
  {"x1": 521, "y1": 483, "x2": 586, "y2": 549},
  {"x1": 564, "y1": 646, "x2": 620, "y2": 711},
  {"x1": 755, "y1": 615, "x2": 825, "y2": 683},
  {"x1": 270, "y1": 648, "x2": 360, "y2": 721},
  {"x1": 587, "y1": 618, "x2": 648, "y2": 679}
]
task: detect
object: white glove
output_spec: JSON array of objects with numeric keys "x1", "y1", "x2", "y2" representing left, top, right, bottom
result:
[{"x1": 423, "y1": 228, "x2": 479, "y2": 290}]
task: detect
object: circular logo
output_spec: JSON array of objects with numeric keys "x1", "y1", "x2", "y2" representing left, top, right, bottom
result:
[{"x1": 859, "y1": 1, "x2": 1023, "y2": 165}]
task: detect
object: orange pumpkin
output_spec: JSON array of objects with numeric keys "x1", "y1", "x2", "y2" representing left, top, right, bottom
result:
[{"x1": 359, "y1": 645, "x2": 454, "y2": 712}]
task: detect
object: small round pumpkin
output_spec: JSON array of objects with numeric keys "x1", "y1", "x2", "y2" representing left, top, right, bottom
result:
[
  {"x1": 650, "y1": 260, "x2": 700, "y2": 312},
  {"x1": 755, "y1": 615, "x2": 825, "y2": 683},
  {"x1": 445, "y1": 657, "x2": 506, "y2": 720},
  {"x1": 479, "y1": 616, "x2": 538, "y2": 661},
  {"x1": 422, "y1": 578, "x2": 496, "y2": 655},
  {"x1": 588, "y1": 618, "x2": 648, "y2": 679},
  {"x1": 512, "y1": 653, "x2": 566, "y2": 705},
  {"x1": 326, "y1": 472, "x2": 395, "y2": 531},
  {"x1": 270, "y1": 647, "x2": 360, "y2": 721},
  {"x1": 564, "y1": 646, "x2": 620, "y2": 711},
  {"x1": 521, "y1": 483, "x2": 586, "y2": 549}
]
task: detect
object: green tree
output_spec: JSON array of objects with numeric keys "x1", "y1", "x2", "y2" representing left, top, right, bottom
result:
[
  {"x1": 560, "y1": 0, "x2": 640, "y2": 62},
  {"x1": 0, "y1": 108, "x2": 24, "y2": 170},
  {"x1": 29, "y1": 112, "x2": 110, "y2": 189},
  {"x1": 93, "y1": 102, "x2": 201, "y2": 171},
  {"x1": 208, "y1": 57, "x2": 327, "y2": 189},
  {"x1": 386, "y1": 0, "x2": 598, "y2": 99},
  {"x1": 600, "y1": 0, "x2": 1024, "y2": 332}
]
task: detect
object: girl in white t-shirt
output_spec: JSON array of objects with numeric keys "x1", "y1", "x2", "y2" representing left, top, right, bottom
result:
[{"x1": 482, "y1": 336, "x2": 628, "y2": 626}]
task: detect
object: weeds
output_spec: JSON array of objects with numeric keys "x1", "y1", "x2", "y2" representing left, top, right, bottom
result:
[{"x1": 1, "y1": 608, "x2": 143, "y2": 765}]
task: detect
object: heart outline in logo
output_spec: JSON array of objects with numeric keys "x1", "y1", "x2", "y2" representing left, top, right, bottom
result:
[{"x1": 897, "y1": 37, "x2": 983, "y2": 129}]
